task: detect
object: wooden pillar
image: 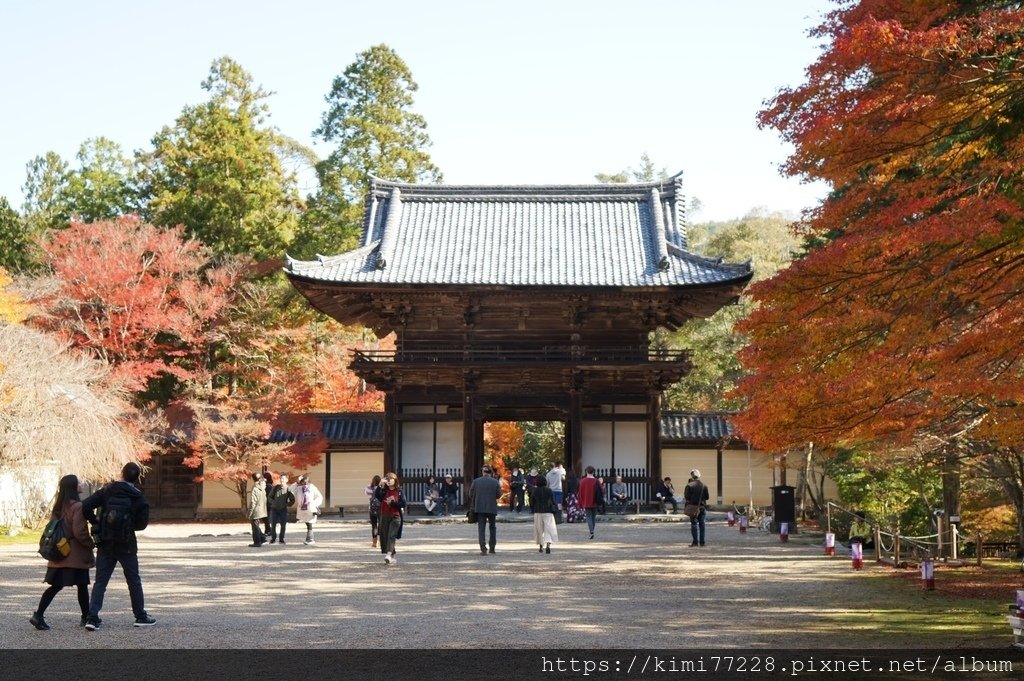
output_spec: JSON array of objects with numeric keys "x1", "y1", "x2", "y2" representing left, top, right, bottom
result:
[
  {"x1": 716, "y1": 445, "x2": 724, "y2": 505},
  {"x1": 648, "y1": 392, "x2": 662, "y2": 484},
  {"x1": 383, "y1": 393, "x2": 397, "y2": 473},
  {"x1": 569, "y1": 392, "x2": 583, "y2": 473},
  {"x1": 462, "y1": 393, "x2": 476, "y2": 485}
]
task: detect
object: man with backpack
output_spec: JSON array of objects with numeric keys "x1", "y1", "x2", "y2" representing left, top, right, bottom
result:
[{"x1": 81, "y1": 461, "x2": 155, "y2": 630}]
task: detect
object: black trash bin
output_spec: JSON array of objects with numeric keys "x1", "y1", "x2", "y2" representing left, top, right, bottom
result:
[{"x1": 771, "y1": 485, "x2": 796, "y2": 532}]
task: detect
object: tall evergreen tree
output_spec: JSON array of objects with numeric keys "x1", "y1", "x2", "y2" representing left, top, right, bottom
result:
[
  {"x1": 296, "y1": 44, "x2": 441, "y2": 257},
  {"x1": 141, "y1": 56, "x2": 302, "y2": 262},
  {"x1": 21, "y1": 151, "x2": 71, "y2": 234},
  {"x1": 65, "y1": 137, "x2": 139, "y2": 222},
  {"x1": 0, "y1": 197, "x2": 35, "y2": 272}
]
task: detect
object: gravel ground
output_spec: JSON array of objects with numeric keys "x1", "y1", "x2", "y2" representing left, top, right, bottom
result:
[{"x1": 0, "y1": 513, "x2": 1010, "y2": 650}]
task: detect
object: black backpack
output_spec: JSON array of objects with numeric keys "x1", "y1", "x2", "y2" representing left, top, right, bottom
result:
[
  {"x1": 98, "y1": 492, "x2": 135, "y2": 545},
  {"x1": 38, "y1": 516, "x2": 71, "y2": 561}
]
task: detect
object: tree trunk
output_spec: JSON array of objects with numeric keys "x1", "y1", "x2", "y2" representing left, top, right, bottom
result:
[{"x1": 940, "y1": 452, "x2": 960, "y2": 559}]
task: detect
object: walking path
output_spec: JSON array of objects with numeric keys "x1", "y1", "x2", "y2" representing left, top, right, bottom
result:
[{"x1": 0, "y1": 512, "x2": 1009, "y2": 649}]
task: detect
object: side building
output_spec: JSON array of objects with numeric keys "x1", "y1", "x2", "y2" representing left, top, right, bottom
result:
[{"x1": 194, "y1": 412, "x2": 834, "y2": 515}]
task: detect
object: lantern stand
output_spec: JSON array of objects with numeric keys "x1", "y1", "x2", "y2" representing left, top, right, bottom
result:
[
  {"x1": 921, "y1": 556, "x2": 935, "y2": 590},
  {"x1": 779, "y1": 522, "x2": 789, "y2": 542},
  {"x1": 825, "y1": 532, "x2": 835, "y2": 556},
  {"x1": 851, "y1": 541, "x2": 864, "y2": 570}
]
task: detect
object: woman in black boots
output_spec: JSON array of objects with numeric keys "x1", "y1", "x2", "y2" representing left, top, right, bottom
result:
[{"x1": 30, "y1": 474, "x2": 95, "y2": 630}]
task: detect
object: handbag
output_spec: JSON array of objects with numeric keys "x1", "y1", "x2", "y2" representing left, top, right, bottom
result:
[
  {"x1": 466, "y1": 509, "x2": 478, "y2": 523},
  {"x1": 550, "y1": 501, "x2": 563, "y2": 525}
]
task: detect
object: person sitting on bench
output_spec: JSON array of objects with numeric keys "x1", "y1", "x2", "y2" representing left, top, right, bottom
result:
[
  {"x1": 608, "y1": 476, "x2": 630, "y2": 513},
  {"x1": 439, "y1": 475, "x2": 460, "y2": 516},
  {"x1": 424, "y1": 475, "x2": 443, "y2": 515},
  {"x1": 654, "y1": 476, "x2": 679, "y2": 513},
  {"x1": 848, "y1": 512, "x2": 874, "y2": 549}
]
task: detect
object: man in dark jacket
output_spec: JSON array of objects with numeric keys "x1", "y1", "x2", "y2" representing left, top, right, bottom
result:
[
  {"x1": 684, "y1": 469, "x2": 710, "y2": 547},
  {"x1": 439, "y1": 474, "x2": 460, "y2": 516},
  {"x1": 509, "y1": 468, "x2": 526, "y2": 512},
  {"x1": 469, "y1": 466, "x2": 501, "y2": 555},
  {"x1": 81, "y1": 461, "x2": 155, "y2": 629},
  {"x1": 654, "y1": 476, "x2": 679, "y2": 514},
  {"x1": 267, "y1": 473, "x2": 295, "y2": 544}
]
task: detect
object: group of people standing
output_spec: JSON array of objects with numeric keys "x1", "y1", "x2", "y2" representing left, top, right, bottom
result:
[
  {"x1": 30, "y1": 462, "x2": 155, "y2": 632},
  {"x1": 251, "y1": 463, "x2": 712, "y2": 568},
  {"x1": 246, "y1": 472, "x2": 323, "y2": 546}
]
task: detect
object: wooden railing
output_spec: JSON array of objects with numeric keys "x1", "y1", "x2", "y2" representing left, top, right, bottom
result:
[
  {"x1": 400, "y1": 467, "x2": 464, "y2": 505},
  {"x1": 351, "y1": 346, "x2": 690, "y2": 366}
]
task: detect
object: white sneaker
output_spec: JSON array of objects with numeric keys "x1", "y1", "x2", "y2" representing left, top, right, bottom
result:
[
  {"x1": 389, "y1": 554, "x2": 397, "y2": 564},
  {"x1": 303, "y1": 539, "x2": 315, "y2": 545},
  {"x1": 384, "y1": 555, "x2": 391, "y2": 564}
]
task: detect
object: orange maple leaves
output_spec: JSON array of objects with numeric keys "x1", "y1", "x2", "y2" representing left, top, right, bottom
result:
[{"x1": 735, "y1": 1, "x2": 1024, "y2": 451}]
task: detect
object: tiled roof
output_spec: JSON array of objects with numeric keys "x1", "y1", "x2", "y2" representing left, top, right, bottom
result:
[
  {"x1": 319, "y1": 413, "x2": 383, "y2": 444},
  {"x1": 271, "y1": 413, "x2": 383, "y2": 445},
  {"x1": 660, "y1": 412, "x2": 739, "y2": 443},
  {"x1": 284, "y1": 412, "x2": 740, "y2": 446},
  {"x1": 285, "y1": 178, "x2": 751, "y2": 288}
]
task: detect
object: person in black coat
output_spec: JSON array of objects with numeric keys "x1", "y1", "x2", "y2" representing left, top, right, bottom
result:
[
  {"x1": 81, "y1": 461, "x2": 154, "y2": 630},
  {"x1": 469, "y1": 466, "x2": 501, "y2": 555},
  {"x1": 509, "y1": 468, "x2": 526, "y2": 512},
  {"x1": 683, "y1": 470, "x2": 710, "y2": 547},
  {"x1": 439, "y1": 474, "x2": 460, "y2": 516}
]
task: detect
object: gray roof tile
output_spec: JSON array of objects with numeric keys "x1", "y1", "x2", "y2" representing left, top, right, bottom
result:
[
  {"x1": 660, "y1": 412, "x2": 739, "y2": 443},
  {"x1": 286, "y1": 178, "x2": 751, "y2": 288},
  {"x1": 278, "y1": 412, "x2": 740, "y2": 446}
]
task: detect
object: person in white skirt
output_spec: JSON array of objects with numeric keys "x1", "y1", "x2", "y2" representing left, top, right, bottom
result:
[{"x1": 529, "y1": 475, "x2": 559, "y2": 554}]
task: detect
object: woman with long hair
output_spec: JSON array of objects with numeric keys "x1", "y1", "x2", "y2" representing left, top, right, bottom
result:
[
  {"x1": 364, "y1": 475, "x2": 382, "y2": 548},
  {"x1": 374, "y1": 472, "x2": 406, "y2": 564},
  {"x1": 529, "y1": 475, "x2": 558, "y2": 554},
  {"x1": 30, "y1": 474, "x2": 95, "y2": 630}
]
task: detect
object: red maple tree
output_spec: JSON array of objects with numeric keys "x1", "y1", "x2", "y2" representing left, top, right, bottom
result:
[
  {"x1": 735, "y1": 1, "x2": 1024, "y2": 450},
  {"x1": 733, "y1": 1, "x2": 1024, "y2": 543},
  {"x1": 31, "y1": 216, "x2": 237, "y2": 396}
]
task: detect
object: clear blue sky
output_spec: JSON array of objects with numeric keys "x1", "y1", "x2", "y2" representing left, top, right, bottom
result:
[{"x1": 0, "y1": 0, "x2": 833, "y2": 223}]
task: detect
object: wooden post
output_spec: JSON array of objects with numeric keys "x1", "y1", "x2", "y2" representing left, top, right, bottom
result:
[
  {"x1": 894, "y1": 532, "x2": 901, "y2": 566},
  {"x1": 648, "y1": 392, "x2": 662, "y2": 485},
  {"x1": 383, "y1": 393, "x2": 396, "y2": 473},
  {"x1": 975, "y1": 532, "x2": 983, "y2": 567},
  {"x1": 874, "y1": 525, "x2": 882, "y2": 562},
  {"x1": 462, "y1": 394, "x2": 476, "y2": 486},
  {"x1": 569, "y1": 391, "x2": 582, "y2": 474}
]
